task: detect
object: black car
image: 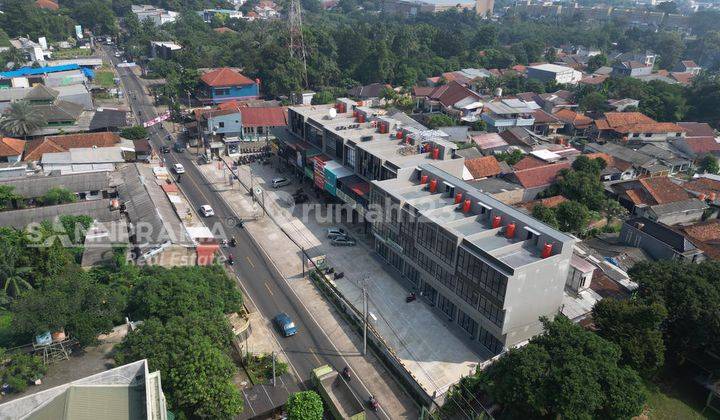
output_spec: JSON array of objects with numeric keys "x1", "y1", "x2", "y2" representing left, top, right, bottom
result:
[{"x1": 160, "y1": 146, "x2": 170, "y2": 153}]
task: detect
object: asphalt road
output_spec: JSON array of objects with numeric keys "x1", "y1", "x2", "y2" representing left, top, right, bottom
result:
[{"x1": 107, "y1": 48, "x2": 391, "y2": 419}]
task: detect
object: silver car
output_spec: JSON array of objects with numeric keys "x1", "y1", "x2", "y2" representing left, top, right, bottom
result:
[
  {"x1": 327, "y1": 227, "x2": 347, "y2": 239},
  {"x1": 272, "y1": 177, "x2": 290, "y2": 188},
  {"x1": 331, "y1": 236, "x2": 356, "y2": 246}
]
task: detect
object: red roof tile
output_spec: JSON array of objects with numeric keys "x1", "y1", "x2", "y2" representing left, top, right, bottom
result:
[
  {"x1": 602, "y1": 112, "x2": 656, "y2": 129},
  {"x1": 532, "y1": 109, "x2": 560, "y2": 124},
  {"x1": 639, "y1": 177, "x2": 690, "y2": 204},
  {"x1": 513, "y1": 156, "x2": 546, "y2": 170},
  {"x1": 554, "y1": 109, "x2": 593, "y2": 128},
  {"x1": 678, "y1": 122, "x2": 715, "y2": 138},
  {"x1": 34, "y1": 0, "x2": 59, "y2": 10},
  {"x1": 24, "y1": 132, "x2": 120, "y2": 161},
  {"x1": 0, "y1": 137, "x2": 25, "y2": 157},
  {"x1": 238, "y1": 107, "x2": 287, "y2": 127},
  {"x1": 683, "y1": 178, "x2": 720, "y2": 195},
  {"x1": 680, "y1": 137, "x2": 720, "y2": 154},
  {"x1": 615, "y1": 122, "x2": 685, "y2": 134},
  {"x1": 427, "y1": 81, "x2": 480, "y2": 108},
  {"x1": 412, "y1": 86, "x2": 435, "y2": 97},
  {"x1": 465, "y1": 156, "x2": 502, "y2": 179},
  {"x1": 513, "y1": 161, "x2": 571, "y2": 188},
  {"x1": 519, "y1": 195, "x2": 568, "y2": 211},
  {"x1": 200, "y1": 68, "x2": 255, "y2": 87},
  {"x1": 670, "y1": 72, "x2": 695, "y2": 85}
]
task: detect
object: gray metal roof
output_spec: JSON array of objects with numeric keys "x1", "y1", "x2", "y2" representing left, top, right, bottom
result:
[
  {"x1": 649, "y1": 198, "x2": 707, "y2": 215},
  {"x1": 0, "y1": 172, "x2": 113, "y2": 198},
  {"x1": 0, "y1": 199, "x2": 119, "y2": 229}
]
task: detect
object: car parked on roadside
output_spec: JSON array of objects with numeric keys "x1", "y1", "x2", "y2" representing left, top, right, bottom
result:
[
  {"x1": 331, "y1": 236, "x2": 356, "y2": 246},
  {"x1": 327, "y1": 227, "x2": 347, "y2": 239},
  {"x1": 272, "y1": 177, "x2": 290, "y2": 188},
  {"x1": 274, "y1": 312, "x2": 297, "y2": 337}
]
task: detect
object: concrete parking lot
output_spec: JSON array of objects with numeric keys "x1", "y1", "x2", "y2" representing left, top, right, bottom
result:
[{"x1": 198, "y1": 156, "x2": 483, "y2": 399}]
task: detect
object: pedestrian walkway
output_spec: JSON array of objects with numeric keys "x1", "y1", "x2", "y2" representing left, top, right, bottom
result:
[{"x1": 195, "y1": 156, "x2": 484, "y2": 413}]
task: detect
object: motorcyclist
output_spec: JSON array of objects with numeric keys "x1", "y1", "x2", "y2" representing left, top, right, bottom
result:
[{"x1": 229, "y1": 237, "x2": 237, "y2": 247}]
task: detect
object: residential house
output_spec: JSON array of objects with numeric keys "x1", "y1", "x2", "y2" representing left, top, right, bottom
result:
[
  {"x1": 198, "y1": 8, "x2": 243, "y2": 23},
  {"x1": 41, "y1": 147, "x2": 126, "y2": 174},
  {"x1": 416, "y1": 81, "x2": 483, "y2": 122},
  {"x1": 0, "y1": 360, "x2": 168, "y2": 420},
  {"x1": 680, "y1": 220, "x2": 720, "y2": 260},
  {"x1": 131, "y1": 4, "x2": 178, "y2": 26},
  {"x1": 481, "y1": 99, "x2": 536, "y2": 132},
  {"x1": 610, "y1": 176, "x2": 706, "y2": 224},
  {"x1": 673, "y1": 122, "x2": 720, "y2": 159},
  {"x1": 499, "y1": 127, "x2": 537, "y2": 151},
  {"x1": 89, "y1": 108, "x2": 129, "y2": 132},
  {"x1": 464, "y1": 155, "x2": 502, "y2": 180},
  {"x1": 0, "y1": 137, "x2": 24, "y2": 163},
  {"x1": 34, "y1": 0, "x2": 59, "y2": 10},
  {"x1": 347, "y1": 83, "x2": 392, "y2": 104},
  {"x1": 198, "y1": 67, "x2": 259, "y2": 105},
  {"x1": 237, "y1": 106, "x2": 287, "y2": 140},
  {"x1": 467, "y1": 177, "x2": 524, "y2": 205},
  {"x1": 683, "y1": 177, "x2": 720, "y2": 203},
  {"x1": 579, "y1": 74, "x2": 609, "y2": 88},
  {"x1": 150, "y1": 41, "x2": 182, "y2": 60},
  {"x1": 531, "y1": 109, "x2": 564, "y2": 136},
  {"x1": 612, "y1": 61, "x2": 653, "y2": 77},
  {"x1": 636, "y1": 143, "x2": 691, "y2": 174},
  {"x1": 675, "y1": 60, "x2": 702, "y2": 75},
  {"x1": 585, "y1": 142, "x2": 686, "y2": 178},
  {"x1": 508, "y1": 161, "x2": 572, "y2": 201},
  {"x1": 470, "y1": 133, "x2": 511, "y2": 155},
  {"x1": 536, "y1": 90, "x2": 577, "y2": 113},
  {"x1": 553, "y1": 108, "x2": 593, "y2": 135},
  {"x1": 620, "y1": 217, "x2": 705, "y2": 262},
  {"x1": 526, "y1": 64, "x2": 582, "y2": 84},
  {"x1": 607, "y1": 98, "x2": 640, "y2": 112},
  {"x1": 584, "y1": 152, "x2": 634, "y2": 181},
  {"x1": 24, "y1": 132, "x2": 123, "y2": 162},
  {"x1": 593, "y1": 112, "x2": 685, "y2": 143}
]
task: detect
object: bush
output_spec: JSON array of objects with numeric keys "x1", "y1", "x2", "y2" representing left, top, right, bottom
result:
[
  {"x1": 38, "y1": 187, "x2": 76, "y2": 206},
  {"x1": 286, "y1": 391, "x2": 324, "y2": 420},
  {"x1": 1, "y1": 351, "x2": 47, "y2": 393},
  {"x1": 120, "y1": 125, "x2": 149, "y2": 140}
]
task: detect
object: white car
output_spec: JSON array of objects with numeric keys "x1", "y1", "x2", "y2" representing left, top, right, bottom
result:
[
  {"x1": 272, "y1": 177, "x2": 290, "y2": 188},
  {"x1": 200, "y1": 205, "x2": 214, "y2": 217},
  {"x1": 173, "y1": 163, "x2": 185, "y2": 174}
]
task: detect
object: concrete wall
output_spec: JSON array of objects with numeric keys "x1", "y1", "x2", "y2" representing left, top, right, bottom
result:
[{"x1": 211, "y1": 84, "x2": 259, "y2": 103}]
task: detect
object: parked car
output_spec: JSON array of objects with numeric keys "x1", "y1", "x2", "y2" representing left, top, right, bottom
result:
[
  {"x1": 160, "y1": 146, "x2": 170, "y2": 154},
  {"x1": 173, "y1": 142, "x2": 186, "y2": 153},
  {"x1": 274, "y1": 312, "x2": 297, "y2": 337},
  {"x1": 272, "y1": 177, "x2": 290, "y2": 188},
  {"x1": 331, "y1": 236, "x2": 356, "y2": 246},
  {"x1": 199, "y1": 205, "x2": 214, "y2": 217},
  {"x1": 173, "y1": 163, "x2": 185, "y2": 174},
  {"x1": 327, "y1": 227, "x2": 347, "y2": 239}
]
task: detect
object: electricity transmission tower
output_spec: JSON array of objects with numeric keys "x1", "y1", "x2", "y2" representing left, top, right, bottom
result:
[{"x1": 288, "y1": 0, "x2": 309, "y2": 88}]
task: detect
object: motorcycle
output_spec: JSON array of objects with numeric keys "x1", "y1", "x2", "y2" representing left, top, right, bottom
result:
[
  {"x1": 237, "y1": 220, "x2": 245, "y2": 229},
  {"x1": 341, "y1": 366, "x2": 351, "y2": 381},
  {"x1": 334, "y1": 272, "x2": 344, "y2": 280},
  {"x1": 368, "y1": 396, "x2": 379, "y2": 412},
  {"x1": 227, "y1": 255, "x2": 234, "y2": 265},
  {"x1": 406, "y1": 292, "x2": 417, "y2": 303},
  {"x1": 229, "y1": 237, "x2": 237, "y2": 247}
]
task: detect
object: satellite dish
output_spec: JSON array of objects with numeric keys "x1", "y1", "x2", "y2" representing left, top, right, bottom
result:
[{"x1": 327, "y1": 108, "x2": 337, "y2": 119}]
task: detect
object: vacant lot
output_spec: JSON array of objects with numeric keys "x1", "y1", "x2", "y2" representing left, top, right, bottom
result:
[{"x1": 95, "y1": 69, "x2": 115, "y2": 88}]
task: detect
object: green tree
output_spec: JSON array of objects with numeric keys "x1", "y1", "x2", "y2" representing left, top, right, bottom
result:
[
  {"x1": 39, "y1": 187, "x2": 77, "y2": 206},
  {"x1": 471, "y1": 316, "x2": 645, "y2": 419},
  {"x1": 120, "y1": 125, "x2": 149, "y2": 140},
  {"x1": 425, "y1": 114, "x2": 456, "y2": 128},
  {"x1": 555, "y1": 200, "x2": 591, "y2": 233},
  {"x1": 546, "y1": 168, "x2": 606, "y2": 211},
  {"x1": 579, "y1": 91, "x2": 609, "y2": 112},
  {"x1": 593, "y1": 299, "x2": 667, "y2": 378},
  {"x1": 0, "y1": 185, "x2": 21, "y2": 210},
  {"x1": 699, "y1": 154, "x2": 719, "y2": 174},
  {"x1": 0, "y1": 101, "x2": 46, "y2": 139},
  {"x1": 311, "y1": 90, "x2": 334, "y2": 105},
  {"x1": 0, "y1": 351, "x2": 47, "y2": 393},
  {"x1": 587, "y1": 54, "x2": 608, "y2": 72},
  {"x1": 286, "y1": 391, "x2": 324, "y2": 420},
  {"x1": 532, "y1": 204, "x2": 559, "y2": 229},
  {"x1": 571, "y1": 155, "x2": 607, "y2": 174}
]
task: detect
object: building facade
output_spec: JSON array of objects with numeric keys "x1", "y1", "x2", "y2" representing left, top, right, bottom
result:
[{"x1": 370, "y1": 164, "x2": 575, "y2": 354}]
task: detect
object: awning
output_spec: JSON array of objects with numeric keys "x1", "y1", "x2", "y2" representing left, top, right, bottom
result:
[{"x1": 340, "y1": 175, "x2": 370, "y2": 197}]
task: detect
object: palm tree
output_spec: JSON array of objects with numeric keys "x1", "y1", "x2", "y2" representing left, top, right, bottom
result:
[
  {"x1": 0, "y1": 266, "x2": 33, "y2": 298},
  {"x1": 0, "y1": 101, "x2": 46, "y2": 139}
]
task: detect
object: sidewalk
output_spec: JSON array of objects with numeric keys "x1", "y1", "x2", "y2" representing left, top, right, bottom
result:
[
  {"x1": 196, "y1": 156, "x2": 485, "y2": 412},
  {"x1": 196, "y1": 159, "x2": 421, "y2": 418}
]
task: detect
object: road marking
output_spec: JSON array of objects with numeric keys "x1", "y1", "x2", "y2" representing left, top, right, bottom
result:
[
  {"x1": 246, "y1": 256, "x2": 255, "y2": 268},
  {"x1": 309, "y1": 348, "x2": 321, "y2": 364},
  {"x1": 264, "y1": 282, "x2": 274, "y2": 296}
]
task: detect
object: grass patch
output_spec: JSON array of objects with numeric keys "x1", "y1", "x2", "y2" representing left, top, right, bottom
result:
[
  {"x1": 52, "y1": 47, "x2": 93, "y2": 59},
  {"x1": 0, "y1": 310, "x2": 15, "y2": 348},
  {"x1": 644, "y1": 377, "x2": 719, "y2": 420},
  {"x1": 95, "y1": 70, "x2": 116, "y2": 88},
  {"x1": 243, "y1": 353, "x2": 288, "y2": 385}
]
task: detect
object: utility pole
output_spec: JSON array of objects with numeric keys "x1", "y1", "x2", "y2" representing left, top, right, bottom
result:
[
  {"x1": 363, "y1": 282, "x2": 368, "y2": 356},
  {"x1": 272, "y1": 351, "x2": 276, "y2": 386},
  {"x1": 288, "y1": 0, "x2": 309, "y2": 88},
  {"x1": 301, "y1": 246, "x2": 305, "y2": 278}
]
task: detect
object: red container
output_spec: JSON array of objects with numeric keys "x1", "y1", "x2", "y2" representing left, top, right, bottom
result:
[
  {"x1": 506, "y1": 223, "x2": 516, "y2": 239},
  {"x1": 462, "y1": 199, "x2": 471, "y2": 213},
  {"x1": 432, "y1": 148, "x2": 440, "y2": 160},
  {"x1": 454, "y1": 193, "x2": 463, "y2": 204},
  {"x1": 429, "y1": 179, "x2": 438, "y2": 193},
  {"x1": 420, "y1": 175, "x2": 429, "y2": 184},
  {"x1": 492, "y1": 216, "x2": 502, "y2": 228},
  {"x1": 396, "y1": 131, "x2": 403, "y2": 139},
  {"x1": 542, "y1": 243, "x2": 553, "y2": 258}
]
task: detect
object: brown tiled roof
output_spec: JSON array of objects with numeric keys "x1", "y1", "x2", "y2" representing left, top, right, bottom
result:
[
  {"x1": 0, "y1": 137, "x2": 25, "y2": 157},
  {"x1": 681, "y1": 220, "x2": 720, "y2": 259},
  {"x1": 579, "y1": 75, "x2": 608, "y2": 85},
  {"x1": 683, "y1": 178, "x2": 720, "y2": 195},
  {"x1": 680, "y1": 137, "x2": 720, "y2": 154},
  {"x1": 532, "y1": 109, "x2": 560, "y2": 124},
  {"x1": 513, "y1": 156, "x2": 546, "y2": 170},
  {"x1": 34, "y1": 0, "x2": 59, "y2": 10},
  {"x1": 513, "y1": 161, "x2": 571, "y2": 188},
  {"x1": 412, "y1": 86, "x2": 435, "y2": 97},
  {"x1": 427, "y1": 81, "x2": 481, "y2": 108},
  {"x1": 238, "y1": 107, "x2": 287, "y2": 127},
  {"x1": 670, "y1": 72, "x2": 695, "y2": 85},
  {"x1": 465, "y1": 156, "x2": 501, "y2": 179},
  {"x1": 678, "y1": 122, "x2": 715, "y2": 138},
  {"x1": 682, "y1": 60, "x2": 699, "y2": 68},
  {"x1": 614, "y1": 122, "x2": 685, "y2": 134},
  {"x1": 214, "y1": 27, "x2": 236, "y2": 34},
  {"x1": 639, "y1": 177, "x2": 690, "y2": 204},
  {"x1": 554, "y1": 108, "x2": 593, "y2": 128},
  {"x1": 200, "y1": 67, "x2": 255, "y2": 87},
  {"x1": 602, "y1": 112, "x2": 656, "y2": 129},
  {"x1": 625, "y1": 189, "x2": 649, "y2": 205},
  {"x1": 519, "y1": 195, "x2": 568, "y2": 212},
  {"x1": 24, "y1": 132, "x2": 120, "y2": 161}
]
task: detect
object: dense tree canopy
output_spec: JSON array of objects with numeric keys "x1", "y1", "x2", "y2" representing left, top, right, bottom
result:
[{"x1": 286, "y1": 391, "x2": 324, "y2": 420}]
